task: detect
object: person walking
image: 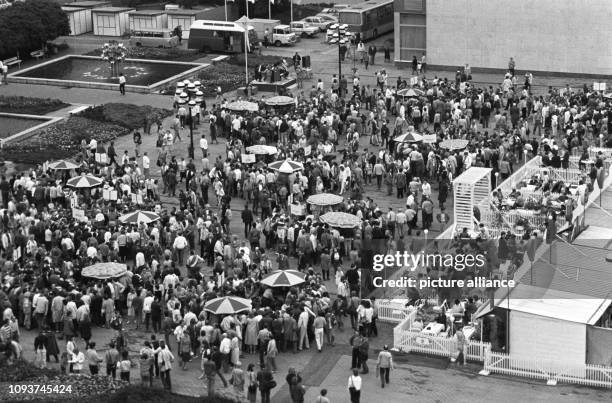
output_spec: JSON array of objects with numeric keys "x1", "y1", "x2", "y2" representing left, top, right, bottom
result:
[
  {"x1": 256, "y1": 363, "x2": 276, "y2": 403},
  {"x1": 86, "y1": 342, "x2": 103, "y2": 375},
  {"x1": 454, "y1": 326, "x2": 469, "y2": 366},
  {"x1": 230, "y1": 361, "x2": 245, "y2": 398},
  {"x1": 266, "y1": 337, "x2": 278, "y2": 372},
  {"x1": 246, "y1": 363, "x2": 257, "y2": 403},
  {"x1": 316, "y1": 389, "x2": 330, "y2": 403},
  {"x1": 348, "y1": 368, "x2": 362, "y2": 403},
  {"x1": 203, "y1": 355, "x2": 217, "y2": 397},
  {"x1": 313, "y1": 312, "x2": 326, "y2": 352},
  {"x1": 119, "y1": 73, "x2": 126, "y2": 95},
  {"x1": 105, "y1": 341, "x2": 120, "y2": 379},
  {"x1": 376, "y1": 345, "x2": 394, "y2": 388},
  {"x1": 158, "y1": 340, "x2": 174, "y2": 390}
]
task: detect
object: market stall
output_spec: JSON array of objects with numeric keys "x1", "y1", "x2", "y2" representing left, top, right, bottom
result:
[
  {"x1": 62, "y1": 6, "x2": 93, "y2": 36},
  {"x1": 92, "y1": 7, "x2": 135, "y2": 36}
]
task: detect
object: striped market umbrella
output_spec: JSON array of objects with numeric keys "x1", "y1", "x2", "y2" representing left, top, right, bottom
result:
[
  {"x1": 397, "y1": 88, "x2": 424, "y2": 98},
  {"x1": 306, "y1": 193, "x2": 344, "y2": 207},
  {"x1": 268, "y1": 159, "x2": 304, "y2": 174},
  {"x1": 603, "y1": 93, "x2": 612, "y2": 99},
  {"x1": 66, "y1": 174, "x2": 103, "y2": 188},
  {"x1": 261, "y1": 270, "x2": 306, "y2": 287},
  {"x1": 439, "y1": 139, "x2": 469, "y2": 151},
  {"x1": 204, "y1": 296, "x2": 252, "y2": 315},
  {"x1": 227, "y1": 100, "x2": 259, "y2": 112},
  {"x1": 119, "y1": 210, "x2": 160, "y2": 224},
  {"x1": 82, "y1": 262, "x2": 127, "y2": 279},
  {"x1": 319, "y1": 211, "x2": 362, "y2": 228},
  {"x1": 246, "y1": 145, "x2": 278, "y2": 155},
  {"x1": 394, "y1": 132, "x2": 423, "y2": 143},
  {"x1": 264, "y1": 95, "x2": 295, "y2": 106},
  {"x1": 48, "y1": 160, "x2": 80, "y2": 170}
]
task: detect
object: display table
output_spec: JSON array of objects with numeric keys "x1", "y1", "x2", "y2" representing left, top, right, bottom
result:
[{"x1": 422, "y1": 322, "x2": 445, "y2": 335}]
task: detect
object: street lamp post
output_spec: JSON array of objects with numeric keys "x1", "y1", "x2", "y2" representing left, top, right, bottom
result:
[
  {"x1": 188, "y1": 100, "x2": 195, "y2": 159},
  {"x1": 337, "y1": 25, "x2": 342, "y2": 85}
]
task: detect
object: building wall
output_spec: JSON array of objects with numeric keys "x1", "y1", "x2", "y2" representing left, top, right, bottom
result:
[
  {"x1": 510, "y1": 310, "x2": 586, "y2": 366},
  {"x1": 425, "y1": 0, "x2": 612, "y2": 75}
]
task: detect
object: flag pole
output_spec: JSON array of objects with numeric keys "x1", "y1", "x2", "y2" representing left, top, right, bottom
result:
[
  {"x1": 269, "y1": 0, "x2": 271, "y2": 20},
  {"x1": 246, "y1": 0, "x2": 249, "y2": 19},
  {"x1": 244, "y1": 20, "x2": 249, "y2": 87},
  {"x1": 224, "y1": 0, "x2": 227, "y2": 21},
  {"x1": 290, "y1": 0, "x2": 293, "y2": 23}
]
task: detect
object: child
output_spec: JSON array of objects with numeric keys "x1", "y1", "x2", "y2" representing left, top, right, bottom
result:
[
  {"x1": 139, "y1": 353, "x2": 153, "y2": 387},
  {"x1": 117, "y1": 350, "x2": 132, "y2": 382},
  {"x1": 60, "y1": 351, "x2": 69, "y2": 374}
]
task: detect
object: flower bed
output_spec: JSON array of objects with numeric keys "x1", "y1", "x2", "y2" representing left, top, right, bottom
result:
[
  {"x1": 0, "y1": 103, "x2": 172, "y2": 165},
  {"x1": 196, "y1": 63, "x2": 245, "y2": 97},
  {"x1": 0, "y1": 96, "x2": 69, "y2": 115},
  {"x1": 85, "y1": 47, "x2": 202, "y2": 62}
]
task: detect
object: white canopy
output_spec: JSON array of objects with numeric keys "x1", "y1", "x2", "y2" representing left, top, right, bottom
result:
[{"x1": 475, "y1": 284, "x2": 611, "y2": 325}]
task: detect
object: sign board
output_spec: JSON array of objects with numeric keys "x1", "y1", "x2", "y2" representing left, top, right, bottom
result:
[
  {"x1": 72, "y1": 208, "x2": 88, "y2": 222},
  {"x1": 423, "y1": 134, "x2": 437, "y2": 144},
  {"x1": 594, "y1": 82, "x2": 607, "y2": 91},
  {"x1": 304, "y1": 145, "x2": 312, "y2": 156},
  {"x1": 410, "y1": 76, "x2": 418, "y2": 86},
  {"x1": 95, "y1": 153, "x2": 107, "y2": 164},
  {"x1": 290, "y1": 203, "x2": 306, "y2": 216},
  {"x1": 241, "y1": 153, "x2": 256, "y2": 164}
]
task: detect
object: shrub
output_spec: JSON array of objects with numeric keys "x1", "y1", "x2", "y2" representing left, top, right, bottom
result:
[
  {"x1": 0, "y1": 104, "x2": 172, "y2": 164},
  {"x1": 0, "y1": 96, "x2": 69, "y2": 115},
  {"x1": 77, "y1": 103, "x2": 172, "y2": 130}
]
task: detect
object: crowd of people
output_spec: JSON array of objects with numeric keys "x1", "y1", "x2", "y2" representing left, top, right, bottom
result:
[{"x1": 0, "y1": 49, "x2": 611, "y2": 403}]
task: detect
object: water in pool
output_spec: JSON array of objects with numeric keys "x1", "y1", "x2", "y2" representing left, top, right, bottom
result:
[{"x1": 14, "y1": 57, "x2": 196, "y2": 86}]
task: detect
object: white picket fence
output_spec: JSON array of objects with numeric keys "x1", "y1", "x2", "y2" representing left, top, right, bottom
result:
[
  {"x1": 483, "y1": 348, "x2": 612, "y2": 388},
  {"x1": 545, "y1": 167, "x2": 585, "y2": 184},
  {"x1": 393, "y1": 318, "x2": 491, "y2": 362},
  {"x1": 376, "y1": 299, "x2": 418, "y2": 323}
]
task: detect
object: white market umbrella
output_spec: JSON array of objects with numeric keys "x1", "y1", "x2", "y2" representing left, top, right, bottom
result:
[
  {"x1": 119, "y1": 210, "x2": 160, "y2": 224},
  {"x1": 261, "y1": 270, "x2": 306, "y2": 287},
  {"x1": 48, "y1": 160, "x2": 80, "y2": 170},
  {"x1": 394, "y1": 132, "x2": 423, "y2": 143},
  {"x1": 246, "y1": 145, "x2": 278, "y2": 155},
  {"x1": 82, "y1": 262, "x2": 127, "y2": 279},
  {"x1": 66, "y1": 174, "x2": 103, "y2": 188},
  {"x1": 306, "y1": 193, "x2": 344, "y2": 207},
  {"x1": 268, "y1": 159, "x2": 304, "y2": 174},
  {"x1": 204, "y1": 296, "x2": 252, "y2": 315},
  {"x1": 319, "y1": 211, "x2": 362, "y2": 228}
]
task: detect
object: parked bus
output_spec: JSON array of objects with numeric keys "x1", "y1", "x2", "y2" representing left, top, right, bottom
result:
[
  {"x1": 338, "y1": 0, "x2": 393, "y2": 41},
  {"x1": 188, "y1": 20, "x2": 258, "y2": 53}
]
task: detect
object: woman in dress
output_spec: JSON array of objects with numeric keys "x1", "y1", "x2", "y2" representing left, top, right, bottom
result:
[
  {"x1": 246, "y1": 363, "x2": 257, "y2": 403},
  {"x1": 244, "y1": 312, "x2": 259, "y2": 354},
  {"x1": 230, "y1": 332, "x2": 240, "y2": 366}
]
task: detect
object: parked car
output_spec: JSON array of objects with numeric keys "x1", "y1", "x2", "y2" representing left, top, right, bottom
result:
[
  {"x1": 272, "y1": 25, "x2": 298, "y2": 46},
  {"x1": 301, "y1": 16, "x2": 333, "y2": 32},
  {"x1": 320, "y1": 5, "x2": 348, "y2": 17},
  {"x1": 315, "y1": 14, "x2": 338, "y2": 24},
  {"x1": 289, "y1": 21, "x2": 319, "y2": 38},
  {"x1": 129, "y1": 30, "x2": 180, "y2": 48}
]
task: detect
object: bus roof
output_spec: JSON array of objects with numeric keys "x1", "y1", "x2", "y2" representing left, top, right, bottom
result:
[
  {"x1": 191, "y1": 20, "x2": 254, "y2": 32},
  {"x1": 338, "y1": 0, "x2": 393, "y2": 13}
]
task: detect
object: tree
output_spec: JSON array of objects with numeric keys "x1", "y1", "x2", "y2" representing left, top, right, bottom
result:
[{"x1": 0, "y1": 0, "x2": 69, "y2": 59}]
